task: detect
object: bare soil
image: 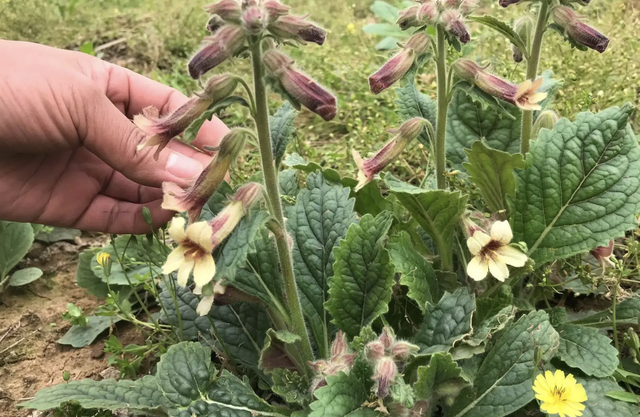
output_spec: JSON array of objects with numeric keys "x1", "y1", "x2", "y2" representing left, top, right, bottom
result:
[{"x1": 0, "y1": 237, "x2": 143, "y2": 417}]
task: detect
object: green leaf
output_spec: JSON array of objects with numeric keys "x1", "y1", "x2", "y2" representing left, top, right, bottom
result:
[
  {"x1": 511, "y1": 104, "x2": 640, "y2": 265},
  {"x1": 388, "y1": 231, "x2": 439, "y2": 312},
  {"x1": 351, "y1": 179, "x2": 394, "y2": 217},
  {"x1": 57, "y1": 315, "x2": 121, "y2": 348},
  {"x1": 446, "y1": 311, "x2": 559, "y2": 417},
  {"x1": 370, "y1": 0, "x2": 399, "y2": 24},
  {"x1": 183, "y1": 96, "x2": 250, "y2": 144},
  {"x1": 414, "y1": 288, "x2": 475, "y2": 354},
  {"x1": 446, "y1": 89, "x2": 522, "y2": 169},
  {"x1": 385, "y1": 174, "x2": 467, "y2": 271},
  {"x1": 475, "y1": 285, "x2": 513, "y2": 326},
  {"x1": 230, "y1": 227, "x2": 285, "y2": 312},
  {"x1": 461, "y1": 305, "x2": 517, "y2": 349},
  {"x1": 375, "y1": 36, "x2": 402, "y2": 51},
  {"x1": 9, "y1": 267, "x2": 43, "y2": 286},
  {"x1": 309, "y1": 372, "x2": 381, "y2": 417},
  {"x1": 415, "y1": 352, "x2": 466, "y2": 401},
  {"x1": 0, "y1": 221, "x2": 34, "y2": 280},
  {"x1": 576, "y1": 376, "x2": 640, "y2": 417},
  {"x1": 556, "y1": 324, "x2": 619, "y2": 377},
  {"x1": 259, "y1": 329, "x2": 301, "y2": 373},
  {"x1": 395, "y1": 77, "x2": 437, "y2": 147},
  {"x1": 272, "y1": 369, "x2": 311, "y2": 405},
  {"x1": 158, "y1": 284, "x2": 269, "y2": 371},
  {"x1": 270, "y1": 102, "x2": 298, "y2": 166},
  {"x1": 571, "y1": 298, "x2": 640, "y2": 328},
  {"x1": 287, "y1": 171, "x2": 356, "y2": 356},
  {"x1": 18, "y1": 375, "x2": 165, "y2": 412},
  {"x1": 35, "y1": 227, "x2": 81, "y2": 243},
  {"x1": 214, "y1": 210, "x2": 270, "y2": 282},
  {"x1": 280, "y1": 169, "x2": 299, "y2": 198},
  {"x1": 605, "y1": 390, "x2": 638, "y2": 403},
  {"x1": 362, "y1": 23, "x2": 406, "y2": 38},
  {"x1": 463, "y1": 141, "x2": 525, "y2": 213},
  {"x1": 91, "y1": 235, "x2": 164, "y2": 285},
  {"x1": 468, "y1": 15, "x2": 528, "y2": 58},
  {"x1": 75, "y1": 249, "x2": 110, "y2": 298},
  {"x1": 156, "y1": 341, "x2": 212, "y2": 406},
  {"x1": 326, "y1": 211, "x2": 395, "y2": 338}
]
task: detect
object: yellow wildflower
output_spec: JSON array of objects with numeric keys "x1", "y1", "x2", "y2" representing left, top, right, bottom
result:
[
  {"x1": 346, "y1": 23, "x2": 356, "y2": 35},
  {"x1": 533, "y1": 370, "x2": 588, "y2": 417}
]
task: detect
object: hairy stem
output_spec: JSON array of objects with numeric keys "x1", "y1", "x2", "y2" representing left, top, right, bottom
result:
[
  {"x1": 250, "y1": 39, "x2": 315, "y2": 372},
  {"x1": 435, "y1": 25, "x2": 449, "y2": 190},
  {"x1": 520, "y1": 0, "x2": 550, "y2": 155}
]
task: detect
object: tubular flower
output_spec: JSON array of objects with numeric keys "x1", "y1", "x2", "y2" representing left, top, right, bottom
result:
[
  {"x1": 162, "y1": 129, "x2": 247, "y2": 223},
  {"x1": 365, "y1": 327, "x2": 419, "y2": 362},
  {"x1": 135, "y1": 74, "x2": 238, "y2": 157},
  {"x1": 552, "y1": 6, "x2": 609, "y2": 53},
  {"x1": 441, "y1": 9, "x2": 470, "y2": 44},
  {"x1": 353, "y1": 118, "x2": 427, "y2": 191},
  {"x1": 452, "y1": 59, "x2": 547, "y2": 110},
  {"x1": 373, "y1": 357, "x2": 397, "y2": 398},
  {"x1": 242, "y1": 6, "x2": 267, "y2": 34},
  {"x1": 264, "y1": 49, "x2": 337, "y2": 121},
  {"x1": 204, "y1": 0, "x2": 242, "y2": 22},
  {"x1": 163, "y1": 183, "x2": 263, "y2": 287},
  {"x1": 532, "y1": 110, "x2": 560, "y2": 137},
  {"x1": 369, "y1": 32, "x2": 430, "y2": 94},
  {"x1": 188, "y1": 25, "x2": 247, "y2": 79},
  {"x1": 417, "y1": 2, "x2": 437, "y2": 24},
  {"x1": 590, "y1": 240, "x2": 615, "y2": 273},
  {"x1": 269, "y1": 14, "x2": 326, "y2": 45},
  {"x1": 466, "y1": 220, "x2": 528, "y2": 282},
  {"x1": 533, "y1": 370, "x2": 587, "y2": 417},
  {"x1": 397, "y1": 5, "x2": 420, "y2": 30},
  {"x1": 263, "y1": 0, "x2": 290, "y2": 22},
  {"x1": 194, "y1": 281, "x2": 227, "y2": 316}
]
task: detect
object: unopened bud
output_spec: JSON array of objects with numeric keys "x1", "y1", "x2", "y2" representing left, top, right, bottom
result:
[
  {"x1": 188, "y1": 25, "x2": 247, "y2": 79},
  {"x1": 511, "y1": 16, "x2": 533, "y2": 62},
  {"x1": 369, "y1": 48, "x2": 415, "y2": 95},
  {"x1": 552, "y1": 6, "x2": 609, "y2": 53},
  {"x1": 141, "y1": 206, "x2": 153, "y2": 227},
  {"x1": 459, "y1": 0, "x2": 478, "y2": 15},
  {"x1": 417, "y1": 3, "x2": 437, "y2": 24},
  {"x1": 242, "y1": 6, "x2": 267, "y2": 34},
  {"x1": 532, "y1": 110, "x2": 559, "y2": 137},
  {"x1": 374, "y1": 357, "x2": 397, "y2": 398},
  {"x1": 205, "y1": 0, "x2": 242, "y2": 22},
  {"x1": 397, "y1": 5, "x2": 420, "y2": 30},
  {"x1": 441, "y1": 9, "x2": 470, "y2": 44},
  {"x1": 230, "y1": 182, "x2": 264, "y2": 212},
  {"x1": 391, "y1": 341, "x2": 420, "y2": 361},
  {"x1": 269, "y1": 15, "x2": 326, "y2": 45},
  {"x1": 202, "y1": 73, "x2": 239, "y2": 103},
  {"x1": 365, "y1": 341, "x2": 386, "y2": 362},
  {"x1": 404, "y1": 32, "x2": 430, "y2": 55},
  {"x1": 379, "y1": 326, "x2": 395, "y2": 350},
  {"x1": 264, "y1": 50, "x2": 337, "y2": 121},
  {"x1": 263, "y1": 0, "x2": 290, "y2": 22},
  {"x1": 331, "y1": 331, "x2": 349, "y2": 359}
]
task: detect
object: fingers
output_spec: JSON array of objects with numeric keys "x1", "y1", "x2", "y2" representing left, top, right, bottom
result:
[
  {"x1": 73, "y1": 195, "x2": 174, "y2": 234},
  {"x1": 101, "y1": 62, "x2": 229, "y2": 150},
  {"x1": 101, "y1": 171, "x2": 163, "y2": 204}
]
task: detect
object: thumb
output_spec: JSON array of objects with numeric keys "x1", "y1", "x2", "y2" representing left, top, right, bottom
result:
[{"x1": 81, "y1": 90, "x2": 203, "y2": 189}]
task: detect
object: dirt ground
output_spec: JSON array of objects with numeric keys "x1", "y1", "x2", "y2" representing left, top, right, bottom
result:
[{"x1": 0, "y1": 236, "x2": 143, "y2": 417}]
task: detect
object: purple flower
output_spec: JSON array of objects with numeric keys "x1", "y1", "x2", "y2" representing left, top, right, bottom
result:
[
  {"x1": 441, "y1": 9, "x2": 470, "y2": 44},
  {"x1": 264, "y1": 49, "x2": 337, "y2": 121},
  {"x1": 552, "y1": 6, "x2": 609, "y2": 53},
  {"x1": 204, "y1": 0, "x2": 242, "y2": 22},
  {"x1": 263, "y1": 0, "x2": 290, "y2": 22},
  {"x1": 397, "y1": 5, "x2": 420, "y2": 30},
  {"x1": 269, "y1": 14, "x2": 326, "y2": 45},
  {"x1": 188, "y1": 25, "x2": 247, "y2": 79}
]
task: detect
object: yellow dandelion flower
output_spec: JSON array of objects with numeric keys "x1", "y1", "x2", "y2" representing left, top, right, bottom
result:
[
  {"x1": 346, "y1": 23, "x2": 356, "y2": 35},
  {"x1": 96, "y1": 252, "x2": 112, "y2": 276},
  {"x1": 533, "y1": 370, "x2": 588, "y2": 417}
]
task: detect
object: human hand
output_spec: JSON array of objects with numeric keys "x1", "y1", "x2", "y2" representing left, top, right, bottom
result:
[{"x1": 0, "y1": 40, "x2": 228, "y2": 234}]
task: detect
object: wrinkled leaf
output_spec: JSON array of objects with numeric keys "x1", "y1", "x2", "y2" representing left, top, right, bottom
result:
[
  {"x1": 415, "y1": 352, "x2": 466, "y2": 401},
  {"x1": 511, "y1": 105, "x2": 640, "y2": 265},
  {"x1": 271, "y1": 102, "x2": 298, "y2": 166},
  {"x1": 556, "y1": 323, "x2": 619, "y2": 377},
  {"x1": 156, "y1": 341, "x2": 212, "y2": 406},
  {"x1": 576, "y1": 376, "x2": 640, "y2": 417},
  {"x1": 309, "y1": 372, "x2": 381, "y2": 417},
  {"x1": 395, "y1": 77, "x2": 437, "y2": 147},
  {"x1": 327, "y1": 211, "x2": 395, "y2": 338}
]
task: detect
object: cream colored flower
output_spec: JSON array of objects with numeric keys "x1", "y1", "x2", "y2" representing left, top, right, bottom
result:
[
  {"x1": 466, "y1": 220, "x2": 527, "y2": 282},
  {"x1": 193, "y1": 281, "x2": 227, "y2": 316},
  {"x1": 162, "y1": 217, "x2": 216, "y2": 287},
  {"x1": 515, "y1": 78, "x2": 548, "y2": 111}
]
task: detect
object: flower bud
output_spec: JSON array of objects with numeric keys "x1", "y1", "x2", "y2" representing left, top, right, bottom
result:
[
  {"x1": 441, "y1": 9, "x2": 470, "y2": 44},
  {"x1": 242, "y1": 6, "x2": 267, "y2": 34},
  {"x1": 365, "y1": 341, "x2": 386, "y2": 362},
  {"x1": 397, "y1": 5, "x2": 420, "y2": 30},
  {"x1": 353, "y1": 118, "x2": 426, "y2": 190},
  {"x1": 590, "y1": 240, "x2": 615, "y2": 272},
  {"x1": 391, "y1": 341, "x2": 420, "y2": 361},
  {"x1": 263, "y1": 0, "x2": 290, "y2": 22},
  {"x1": 404, "y1": 32, "x2": 430, "y2": 55},
  {"x1": 96, "y1": 252, "x2": 112, "y2": 277},
  {"x1": 459, "y1": 0, "x2": 478, "y2": 15},
  {"x1": 205, "y1": 0, "x2": 242, "y2": 22},
  {"x1": 162, "y1": 129, "x2": 247, "y2": 223},
  {"x1": 229, "y1": 182, "x2": 264, "y2": 212},
  {"x1": 417, "y1": 3, "x2": 437, "y2": 25},
  {"x1": 499, "y1": 0, "x2": 525, "y2": 7},
  {"x1": 269, "y1": 15, "x2": 326, "y2": 45},
  {"x1": 511, "y1": 16, "x2": 533, "y2": 63},
  {"x1": 552, "y1": 6, "x2": 609, "y2": 53},
  {"x1": 202, "y1": 73, "x2": 240, "y2": 103},
  {"x1": 369, "y1": 49, "x2": 415, "y2": 95},
  {"x1": 374, "y1": 357, "x2": 397, "y2": 398},
  {"x1": 264, "y1": 50, "x2": 337, "y2": 121},
  {"x1": 209, "y1": 202, "x2": 244, "y2": 249},
  {"x1": 331, "y1": 331, "x2": 349, "y2": 359},
  {"x1": 532, "y1": 110, "x2": 559, "y2": 137},
  {"x1": 188, "y1": 25, "x2": 247, "y2": 79},
  {"x1": 379, "y1": 326, "x2": 395, "y2": 350}
]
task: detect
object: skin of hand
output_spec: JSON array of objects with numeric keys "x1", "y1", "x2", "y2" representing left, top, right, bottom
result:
[{"x1": 0, "y1": 40, "x2": 229, "y2": 234}]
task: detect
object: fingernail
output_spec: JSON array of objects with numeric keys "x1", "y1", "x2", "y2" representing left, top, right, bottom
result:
[{"x1": 166, "y1": 153, "x2": 203, "y2": 179}]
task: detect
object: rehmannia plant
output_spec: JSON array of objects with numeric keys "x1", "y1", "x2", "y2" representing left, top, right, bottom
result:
[{"x1": 20, "y1": 0, "x2": 640, "y2": 416}]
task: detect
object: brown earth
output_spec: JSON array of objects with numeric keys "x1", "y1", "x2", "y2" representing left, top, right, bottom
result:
[{"x1": 0, "y1": 236, "x2": 143, "y2": 417}]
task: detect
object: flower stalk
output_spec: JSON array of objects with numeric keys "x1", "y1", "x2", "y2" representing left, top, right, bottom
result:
[
  {"x1": 520, "y1": 0, "x2": 550, "y2": 155},
  {"x1": 435, "y1": 24, "x2": 448, "y2": 190},
  {"x1": 249, "y1": 38, "x2": 315, "y2": 372}
]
